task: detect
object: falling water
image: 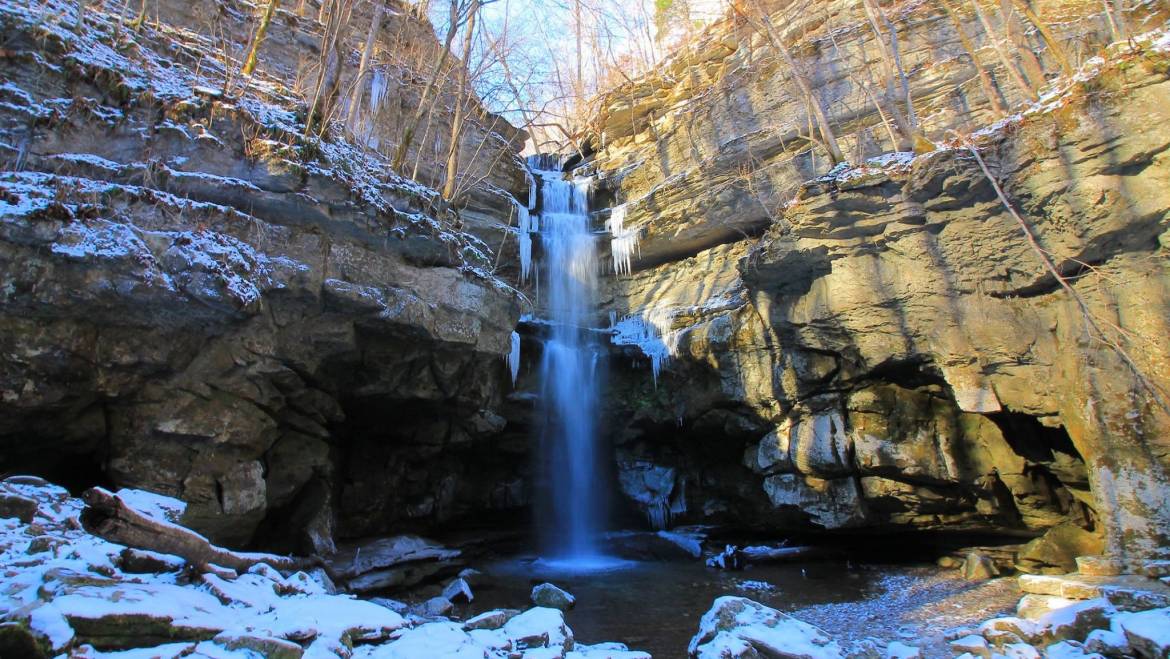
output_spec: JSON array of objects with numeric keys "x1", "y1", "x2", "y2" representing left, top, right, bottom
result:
[{"x1": 532, "y1": 163, "x2": 607, "y2": 563}]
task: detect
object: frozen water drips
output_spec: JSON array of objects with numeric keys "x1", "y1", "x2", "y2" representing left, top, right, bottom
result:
[
  {"x1": 506, "y1": 330, "x2": 521, "y2": 386},
  {"x1": 609, "y1": 307, "x2": 682, "y2": 386},
  {"x1": 606, "y1": 204, "x2": 641, "y2": 275},
  {"x1": 517, "y1": 202, "x2": 537, "y2": 282}
]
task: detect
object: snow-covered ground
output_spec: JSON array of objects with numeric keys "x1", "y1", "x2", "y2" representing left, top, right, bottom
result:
[{"x1": 0, "y1": 477, "x2": 648, "y2": 658}]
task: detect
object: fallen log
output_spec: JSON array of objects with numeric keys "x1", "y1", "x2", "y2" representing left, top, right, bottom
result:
[{"x1": 80, "y1": 487, "x2": 320, "y2": 576}]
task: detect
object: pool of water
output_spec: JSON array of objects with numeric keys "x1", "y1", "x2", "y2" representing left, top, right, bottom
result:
[{"x1": 460, "y1": 556, "x2": 885, "y2": 658}]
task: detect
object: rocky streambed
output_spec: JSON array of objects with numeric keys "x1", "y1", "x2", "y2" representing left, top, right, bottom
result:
[{"x1": 4, "y1": 477, "x2": 1170, "y2": 658}]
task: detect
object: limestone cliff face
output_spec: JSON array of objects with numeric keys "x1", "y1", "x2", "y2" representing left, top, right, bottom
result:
[
  {"x1": 0, "y1": 0, "x2": 527, "y2": 551},
  {"x1": 592, "y1": 0, "x2": 1170, "y2": 566}
]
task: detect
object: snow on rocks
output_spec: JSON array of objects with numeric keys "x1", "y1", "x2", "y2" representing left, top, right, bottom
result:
[
  {"x1": 0, "y1": 478, "x2": 641, "y2": 658},
  {"x1": 688, "y1": 596, "x2": 843, "y2": 658},
  {"x1": 1117, "y1": 607, "x2": 1170, "y2": 658},
  {"x1": 531, "y1": 583, "x2": 577, "y2": 611}
]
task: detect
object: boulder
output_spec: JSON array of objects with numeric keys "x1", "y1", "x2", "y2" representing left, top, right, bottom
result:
[
  {"x1": 1017, "y1": 524, "x2": 1105, "y2": 575},
  {"x1": 950, "y1": 634, "x2": 991, "y2": 658},
  {"x1": 884, "y1": 641, "x2": 921, "y2": 658},
  {"x1": 464, "y1": 609, "x2": 522, "y2": 632},
  {"x1": 532, "y1": 583, "x2": 577, "y2": 611},
  {"x1": 688, "y1": 596, "x2": 843, "y2": 658},
  {"x1": 1118, "y1": 607, "x2": 1170, "y2": 658},
  {"x1": 963, "y1": 553, "x2": 1000, "y2": 581},
  {"x1": 1037, "y1": 598, "x2": 1117, "y2": 645},
  {"x1": 503, "y1": 608, "x2": 574, "y2": 650},
  {"x1": 443, "y1": 577, "x2": 474, "y2": 603}
]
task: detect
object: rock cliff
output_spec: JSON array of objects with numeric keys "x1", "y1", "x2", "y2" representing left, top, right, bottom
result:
[
  {"x1": 0, "y1": 0, "x2": 529, "y2": 552},
  {"x1": 589, "y1": 0, "x2": 1170, "y2": 567}
]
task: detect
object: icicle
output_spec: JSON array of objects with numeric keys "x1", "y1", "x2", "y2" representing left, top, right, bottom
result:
[
  {"x1": 606, "y1": 204, "x2": 640, "y2": 275},
  {"x1": 609, "y1": 307, "x2": 682, "y2": 387},
  {"x1": 526, "y1": 169, "x2": 537, "y2": 210},
  {"x1": 518, "y1": 203, "x2": 533, "y2": 282},
  {"x1": 506, "y1": 330, "x2": 521, "y2": 386}
]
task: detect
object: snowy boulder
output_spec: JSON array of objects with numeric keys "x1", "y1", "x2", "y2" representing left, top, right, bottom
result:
[
  {"x1": 1118, "y1": 607, "x2": 1170, "y2": 658},
  {"x1": 214, "y1": 631, "x2": 305, "y2": 659},
  {"x1": 465, "y1": 609, "x2": 522, "y2": 631},
  {"x1": 567, "y1": 641, "x2": 652, "y2": 658},
  {"x1": 1036, "y1": 598, "x2": 1116, "y2": 644},
  {"x1": 503, "y1": 607, "x2": 574, "y2": 651},
  {"x1": 411, "y1": 596, "x2": 455, "y2": 619},
  {"x1": 884, "y1": 641, "x2": 921, "y2": 658},
  {"x1": 532, "y1": 583, "x2": 577, "y2": 610},
  {"x1": 688, "y1": 596, "x2": 843, "y2": 658},
  {"x1": 949, "y1": 634, "x2": 991, "y2": 658},
  {"x1": 1001, "y1": 643, "x2": 1041, "y2": 658},
  {"x1": 364, "y1": 621, "x2": 485, "y2": 659},
  {"x1": 443, "y1": 576, "x2": 475, "y2": 603},
  {"x1": 1042, "y1": 640, "x2": 1105, "y2": 658},
  {"x1": 0, "y1": 491, "x2": 39, "y2": 523}
]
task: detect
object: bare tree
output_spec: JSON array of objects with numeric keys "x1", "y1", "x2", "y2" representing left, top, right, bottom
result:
[
  {"x1": 392, "y1": 0, "x2": 463, "y2": 173},
  {"x1": 305, "y1": 0, "x2": 353, "y2": 136},
  {"x1": 242, "y1": 0, "x2": 281, "y2": 77},
  {"x1": 735, "y1": 0, "x2": 846, "y2": 164},
  {"x1": 346, "y1": 0, "x2": 386, "y2": 133},
  {"x1": 442, "y1": 0, "x2": 482, "y2": 200},
  {"x1": 969, "y1": 0, "x2": 1039, "y2": 102},
  {"x1": 939, "y1": 0, "x2": 1008, "y2": 117}
]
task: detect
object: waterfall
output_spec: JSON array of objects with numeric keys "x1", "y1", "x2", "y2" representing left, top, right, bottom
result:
[{"x1": 531, "y1": 163, "x2": 607, "y2": 562}]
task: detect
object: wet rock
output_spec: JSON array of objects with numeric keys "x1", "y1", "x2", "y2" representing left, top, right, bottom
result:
[
  {"x1": 532, "y1": 583, "x2": 576, "y2": 611},
  {"x1": 688, "y1": 596, "x2": 842, "y2": 658}
]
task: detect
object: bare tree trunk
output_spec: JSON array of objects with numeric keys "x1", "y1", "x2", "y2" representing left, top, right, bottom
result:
[
  {"x1": 442, "y1": 0, "x2": 480, "y2": 200},
  {"x1": 1101, "y1": 0, "x2": 1128, "y2": 41},
  {"x1": 242, "y1": 0, "x2": 281, "y2": 76},
  {"x1": 393, "y1": 0, "x2": 461, "y2": 174},
  {"x1": 80, "y1": 488, "x2": 321, "y2": 574},
  {"x1": 305, "y1": 0, "x2": 349, "y2": 136},
  {"x1": 859, "y1": 0, "x2": 917, "y2": 150},
  {"x1": 1000, "y1": 0, "x2": 1047, "y2": 89},
  {"x1": 130, "y1": 0, "x2": 148, "y2": 30},
  {"x1": 1011, "y1": 0, "x2": 1072, "y2": 76},
  {"x1": 738, "y1": 0, "x2": 845, "y2": 164},
  {"x1": 76, "y1": 0, "x2": 87, "y2": 31},
  {"x1": 346, "y1": 0, "x2": 386, "y2": 133},
  {"x1": 970, "y1": 0, "x2": 1039, "y2": 102},
  {"x1": 940, "y1": 0, "x2": 1008, "y2": 117}
]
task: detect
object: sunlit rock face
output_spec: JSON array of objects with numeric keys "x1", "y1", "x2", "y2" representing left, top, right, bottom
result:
[
  {"x1": 592, "y1": 0, "x2": 1170, "y2": 563},
  {"x1": 0, "y1": 0, "x2": 527, "y2": 550}
]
